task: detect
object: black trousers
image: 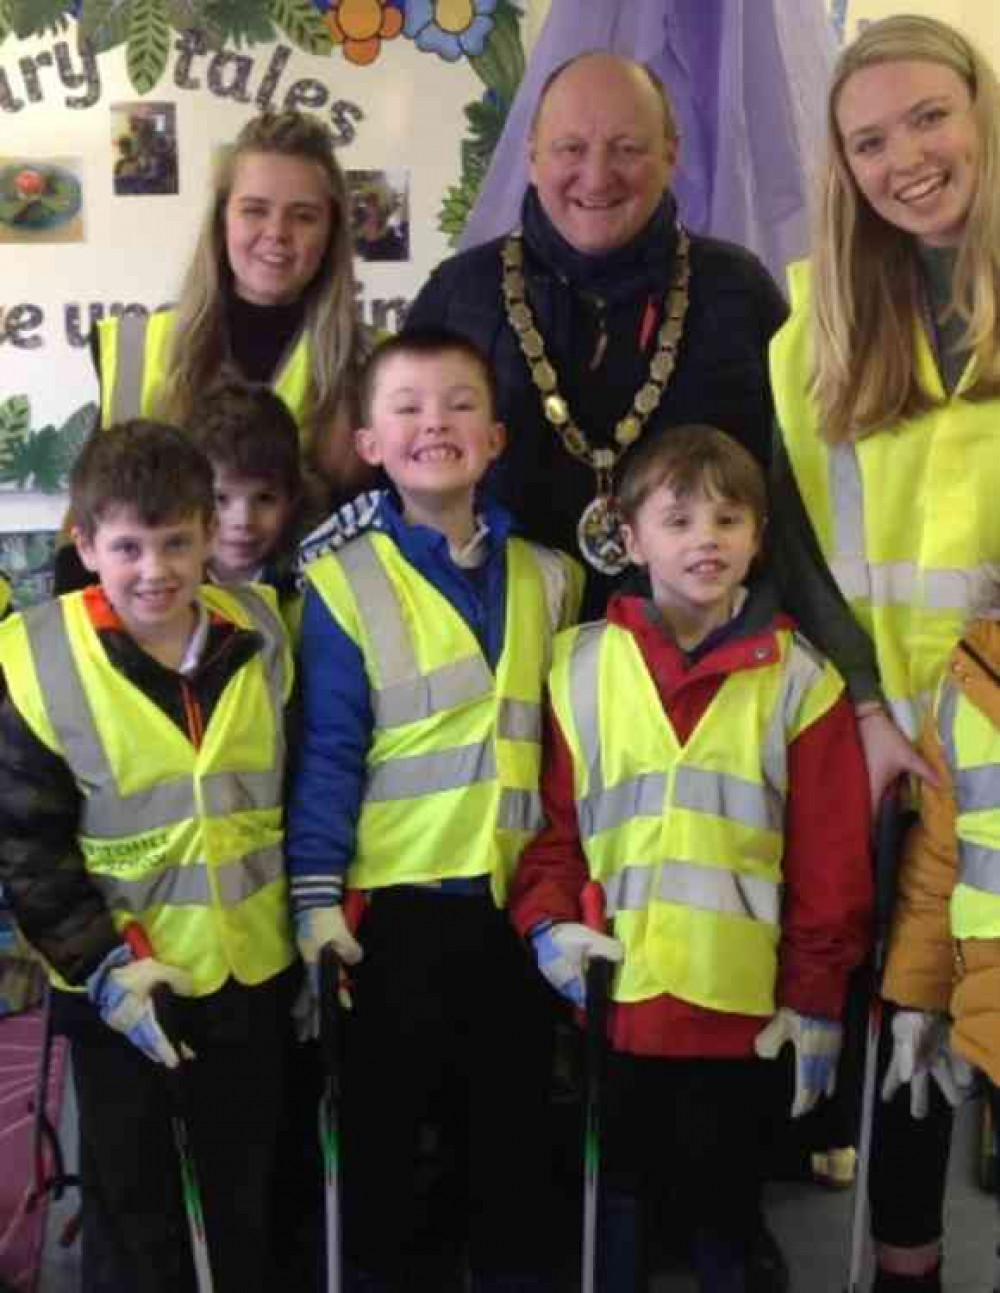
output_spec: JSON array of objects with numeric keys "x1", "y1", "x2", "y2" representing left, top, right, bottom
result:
[
  {"x1": 58, "y1": 972, "x2": 292, "y2": 1293},
  {"x1": 868, "y1": 1005, "x2": 955, "y2": 1249},
  {"x1": 340, "y1": 888, "x2": 554, "y2": 1279},
  {"x1": 602, "y1": 1052, "x2": 773, "y2": 1281}
]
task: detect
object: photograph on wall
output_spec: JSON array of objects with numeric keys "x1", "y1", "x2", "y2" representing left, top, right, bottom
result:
[
  {"x1": 0, "y1": 157, "x2": 84, "y2": 244},
  {"x1": 347, "y1": 169, "x2": 410, "y2": 263},
  {"x1": 0, "y1": 531, "x2": 58, "y2": 610},
  {"x1": 110, "y1": 102, "x2": 179, "y2": 196}
]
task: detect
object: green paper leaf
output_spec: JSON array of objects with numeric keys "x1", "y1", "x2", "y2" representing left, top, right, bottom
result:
[
  {"x1": 9, "y1": 0, "x2": 72, "y2": 39},
  {"x1": 164, "y1": 0, "x2": 223, "y2": 49},
  {"x1": 52, "y1": 402, "x2": 99, "y2": 484},
  {"x1": 79, "y1": 0, "x2": 133, "y2": 53},
  {"x1": 0, "y1": 396, "x2": 30, "y2": 450},
  {"x1": 268, "y1": 0, "x2": 332, "y2": 56},
  {"x1": 469, "y1": 1, "x2": 523, "y2": 101},
  {"x1": 203, "y1": 0, "x2": 275, "y2": 48},
  {"x1": 126, "y1": 0, "x2": 171, "y2": 93},
  {"x1": 0, "y1": 0, "x2": 14, "y2": 47}
]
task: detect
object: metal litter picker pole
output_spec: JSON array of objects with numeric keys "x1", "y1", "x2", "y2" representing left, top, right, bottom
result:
[
  {"x1": 319, "y1": 942, "x2": 344, "y2": 1293},
  {"x1": 124, "y1": 923, "x2": 215, "y2": 1293},
  {"x1": 581, "y1": 881, "x2": 612, "y2": 1293},
  {"x1": 845, "y1": 796, "x2": 903, "y2": 1293}
]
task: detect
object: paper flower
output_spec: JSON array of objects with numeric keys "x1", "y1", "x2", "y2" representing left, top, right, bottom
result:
[
  {"x1": 404, "y1": 0, "x2": 497, "y2": 63},
  {"x1": 327, "y1": 0, "x2": 404, "y2": 65}
]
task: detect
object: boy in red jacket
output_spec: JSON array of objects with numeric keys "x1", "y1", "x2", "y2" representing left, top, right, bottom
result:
[{"x1": 509, "y1": 425, "x2": 872, "y2": 1292}]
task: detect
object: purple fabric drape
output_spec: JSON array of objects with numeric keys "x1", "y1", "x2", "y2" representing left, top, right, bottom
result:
[{"x1": 458, "y1": 0, "x2": 836, "y2": 283}]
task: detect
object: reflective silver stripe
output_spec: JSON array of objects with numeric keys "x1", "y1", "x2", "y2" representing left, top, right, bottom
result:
[
  {"x1": 957, "y1": 842, "x2": 1000, "y2": 897},
  {"x1": 829, "y1": 445, "x2": 869, "y2": 600},
  {"x1": 337, "y1": 537, "x2": 416, "y2": 684},
  {"x1": 24, "y1": 600, "x2": 117, "y2": 797},
  {"x1": 376, "y1": 656, "x2": 493, "y2": 728},
  {"x1": 760, "y1": 637, "x2": 822, "y2": 797},
  {"x1": 336, "y1": 537, "x2": 498, "y2": 728},
  {"x1": 952, "y1": 764, "x2": 1000, "y2": 815},
  {"x1": 497, "y1": 787, "x2": 544, "y2": 833},
  {"x1": 579, "y1": 772, "x2": 665, "y2": 839},
  {"x1": 109, "y1": 312, "x2": 151, "y2": 423},
  {"x1": 528, "y1": 542, "x2": 568, "y2": 635},
  {"x1": 223, "y1": 584, "x2": 289, "y2": 707},
  {"x1": 98, "y1": 844, "x2": 283, "y2": 913},
  {"x1": 567, "y1": 624, "x2": 607, "y2": 792},
  {"x1": 937, "y1": 679, "x2": 960, "y2": 773},
  {"x1": 498, "y1": 698, "x2": 541, "y2": 742},
  {"x1": 23, "y1": 597, "x2": 284, "y2": 839},
  {"x1": 365, "y1": 741, "x2": 496, "y2": 801},
  {"x1": 603, "y1": 860, "x2": 782, "y2": 925},
  {"x1": 828, "y1": 446, "x2": 1000, "y2": 613},
  {"x1": 674, "y1": 765, "x2": 782, "y2": 833}
]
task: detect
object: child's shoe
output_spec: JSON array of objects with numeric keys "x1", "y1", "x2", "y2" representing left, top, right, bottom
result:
[{"x1": 810, "y1": 1146, "x2": 857, "y2": 1189}]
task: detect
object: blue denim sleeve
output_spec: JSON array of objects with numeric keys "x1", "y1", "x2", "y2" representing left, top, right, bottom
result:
[{"x1": 285, "y1": 585, "x2": 374, "y2": 911}]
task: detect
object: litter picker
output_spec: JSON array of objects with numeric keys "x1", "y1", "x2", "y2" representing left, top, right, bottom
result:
[
  {"x1": 845, "y1": 794, "x2": 904, "y2": 1293},
  {"x1": 123, "y1": 922, "x2": 215, "y2": 1293},
  {"x1": 581, "y1": 880, "x2": 613, "y2": 1293}
]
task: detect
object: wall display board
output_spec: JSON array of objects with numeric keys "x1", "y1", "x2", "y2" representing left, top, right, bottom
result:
[{"x1": 0, "y1": 0, "x2": 535, "y2": 545}]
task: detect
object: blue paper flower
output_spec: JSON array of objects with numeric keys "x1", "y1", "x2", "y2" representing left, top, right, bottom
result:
[{"x1": 404, "y1": 0, "x2": 497, "y2": 63}]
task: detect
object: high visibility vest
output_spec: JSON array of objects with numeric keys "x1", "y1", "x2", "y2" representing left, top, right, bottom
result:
[
  {"x1": 934, "y1": 674, "x2": 1000, "y2": 939},
  {"x1": 771, "y1": 260, "x2": 1000, "y2": 740},
  {"x1": 306, "y1": 532, "x2": 581, "y2": 905},
  {"x1": 0, "y1": 585, "x2": 295, "y2": 995},
  {"x1": 97, "y1": 309, "x2": 313, "y2": 445},
  {"x1": 550, "y1": 621, "x2": 843, "y2": 1015},
  {"x1": 0, "y1": 575, "x2": 9, "y2": 620}
]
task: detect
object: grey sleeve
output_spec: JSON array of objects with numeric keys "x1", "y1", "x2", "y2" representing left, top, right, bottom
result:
[{"x1": 768, "y1": 427, "x2": 883, "y2": 706}]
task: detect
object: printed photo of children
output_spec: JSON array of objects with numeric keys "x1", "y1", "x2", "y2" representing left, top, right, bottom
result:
[{"x1": 110, "y1": 102, "x2": 179, "y2": 197}]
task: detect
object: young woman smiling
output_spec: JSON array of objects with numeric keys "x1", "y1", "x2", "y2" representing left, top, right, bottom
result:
[{"x1": 769, "y1": 15, "x2": 1000, "y2": 1292}]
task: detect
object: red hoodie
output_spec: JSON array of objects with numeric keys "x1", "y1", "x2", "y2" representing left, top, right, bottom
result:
[{"x1": 508, "y1": 588, "x2": 873, "y2": 1058}]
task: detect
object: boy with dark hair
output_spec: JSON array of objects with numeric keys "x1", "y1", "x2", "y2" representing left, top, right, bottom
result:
[
  {"x1": 188, "y1": 377, "x2": 305, "y2": 621},
  {"x1": 286, "y1": 325, "x2": 583, "y2": 1291},
  {"x1": 509, "y1": 424, "x2": 873, "y2": 1292},
  {"x1": 0, "y1": 420, "x2": 296, "y2": 1293}
]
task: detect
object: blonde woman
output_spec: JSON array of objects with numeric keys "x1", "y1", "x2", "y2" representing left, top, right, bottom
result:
[
  {"x1": 770, "y1": 16, "x2": 1000, "y2": 1292},
  {"x1": 97, "y1": 110, "x2": 373, "y2": 503}
]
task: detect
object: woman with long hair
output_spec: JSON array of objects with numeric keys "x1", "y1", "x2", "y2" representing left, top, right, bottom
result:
[
  {"x1": 97, "y1": 108, "x2": 373, "y2": 504},
  {"x1": 770, "y1": 15, "x2": 1000, "y2": 1290}
]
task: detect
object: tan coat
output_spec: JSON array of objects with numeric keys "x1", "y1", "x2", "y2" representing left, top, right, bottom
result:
[{"x1": 882, "y1": 619, "x2": 1000, "y2": 1087}]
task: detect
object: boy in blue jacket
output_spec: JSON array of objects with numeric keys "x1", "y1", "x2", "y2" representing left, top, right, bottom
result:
[{"x1": 286, "y1": 326, "x2": 582, "y2": 1292}]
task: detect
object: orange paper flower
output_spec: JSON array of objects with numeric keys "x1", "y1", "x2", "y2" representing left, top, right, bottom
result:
[{"x1": 327, "y1": 0, "x2": 404, "y2": 66}]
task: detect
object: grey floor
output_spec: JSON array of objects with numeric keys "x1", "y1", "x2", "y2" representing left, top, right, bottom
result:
[{"x1": 34, "y1": 1078, "x2": 999, "y2": 1292}]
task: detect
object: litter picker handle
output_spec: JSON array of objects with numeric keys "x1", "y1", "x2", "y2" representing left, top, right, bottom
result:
[
  {"x1": 872, "y1": 790, "x2": 905, "y2": 976},
  {"x1": 318, "y1": 943, "x2": 341, "y2": 1087},
  {"x1": 580, "y1": 880, "x2": 607, "y2": 935},
  {"x1": 123, "y1": 921, "x2": 183, "y2": 1062}
]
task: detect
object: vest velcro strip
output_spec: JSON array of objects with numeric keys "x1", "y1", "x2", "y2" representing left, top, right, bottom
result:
[
  {"x1": 95, "y1": 843, "x2": 283, "y2": 912},
  {"x1": 674, "y1": 766, "x2": 782, "y2": 833},
  {"x1": 375, "y1": 655, "x2": 493, "y2": 728},
  {"x1": 604, "y1": 860, "x2": 782, "y2": 925},
  {"x1": 365, "y1": 740, "x2": 496, "y2": 801}
]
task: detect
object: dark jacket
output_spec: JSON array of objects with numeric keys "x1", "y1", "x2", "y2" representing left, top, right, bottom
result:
[
  {"x1": 0, "y1": 586, "x2": 271, "y2": 985},
  {"x1": 406, "y1": 189, "x2": 788, "y2": 614}
]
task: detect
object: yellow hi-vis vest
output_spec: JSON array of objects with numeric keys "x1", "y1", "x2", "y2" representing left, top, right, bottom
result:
[
  {"x1": 0, "y1": 574, "x2": 9, "y2": 619},
  {"x1": 933, "y1": 674, "x2": 1000, "y2": 939},
  {"x1": 549, "y1": 621, "x2": 843, "y2": 1015},
  {"x1": 0, "y1": 584, "x2": 295, "y2": 995},
  {"x1": 306, "y1": 532, "x2": 582, "y2": 905},
  {"x1": 771, "y1": 260, "x2": 1000, "y2": 741},
  {"x1": 97, "y1": 309, "x2": 313, "y2": 445}
]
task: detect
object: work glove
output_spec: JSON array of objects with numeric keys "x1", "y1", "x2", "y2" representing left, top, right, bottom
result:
[
  {"x1": 881, "y1": 1009, "x2": 976, "y2": 1119},
  {"x1": 529, "y1": 921, "x2": 624, "y2": 1008},
  {"x1": 755, "y1": 1007, "x2": 843, "y2": 1118},
  {"x1": 86, "y1": 944, "x2": 193, "y2": 1069},
  {"x1": 293, "y1": 905, "x2": 363, "y2": 1040}
]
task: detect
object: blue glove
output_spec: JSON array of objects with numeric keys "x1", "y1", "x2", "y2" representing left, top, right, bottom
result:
[
  {"x1": 755, "y1": 1007, "x2": 842, "y2": 1118},
  {"x1": 530, "y1": 921, "x2": 624, "y2": 1007},
  {"x1": 86, "y1": 944, "x2": 193, "y2": 1068}
]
